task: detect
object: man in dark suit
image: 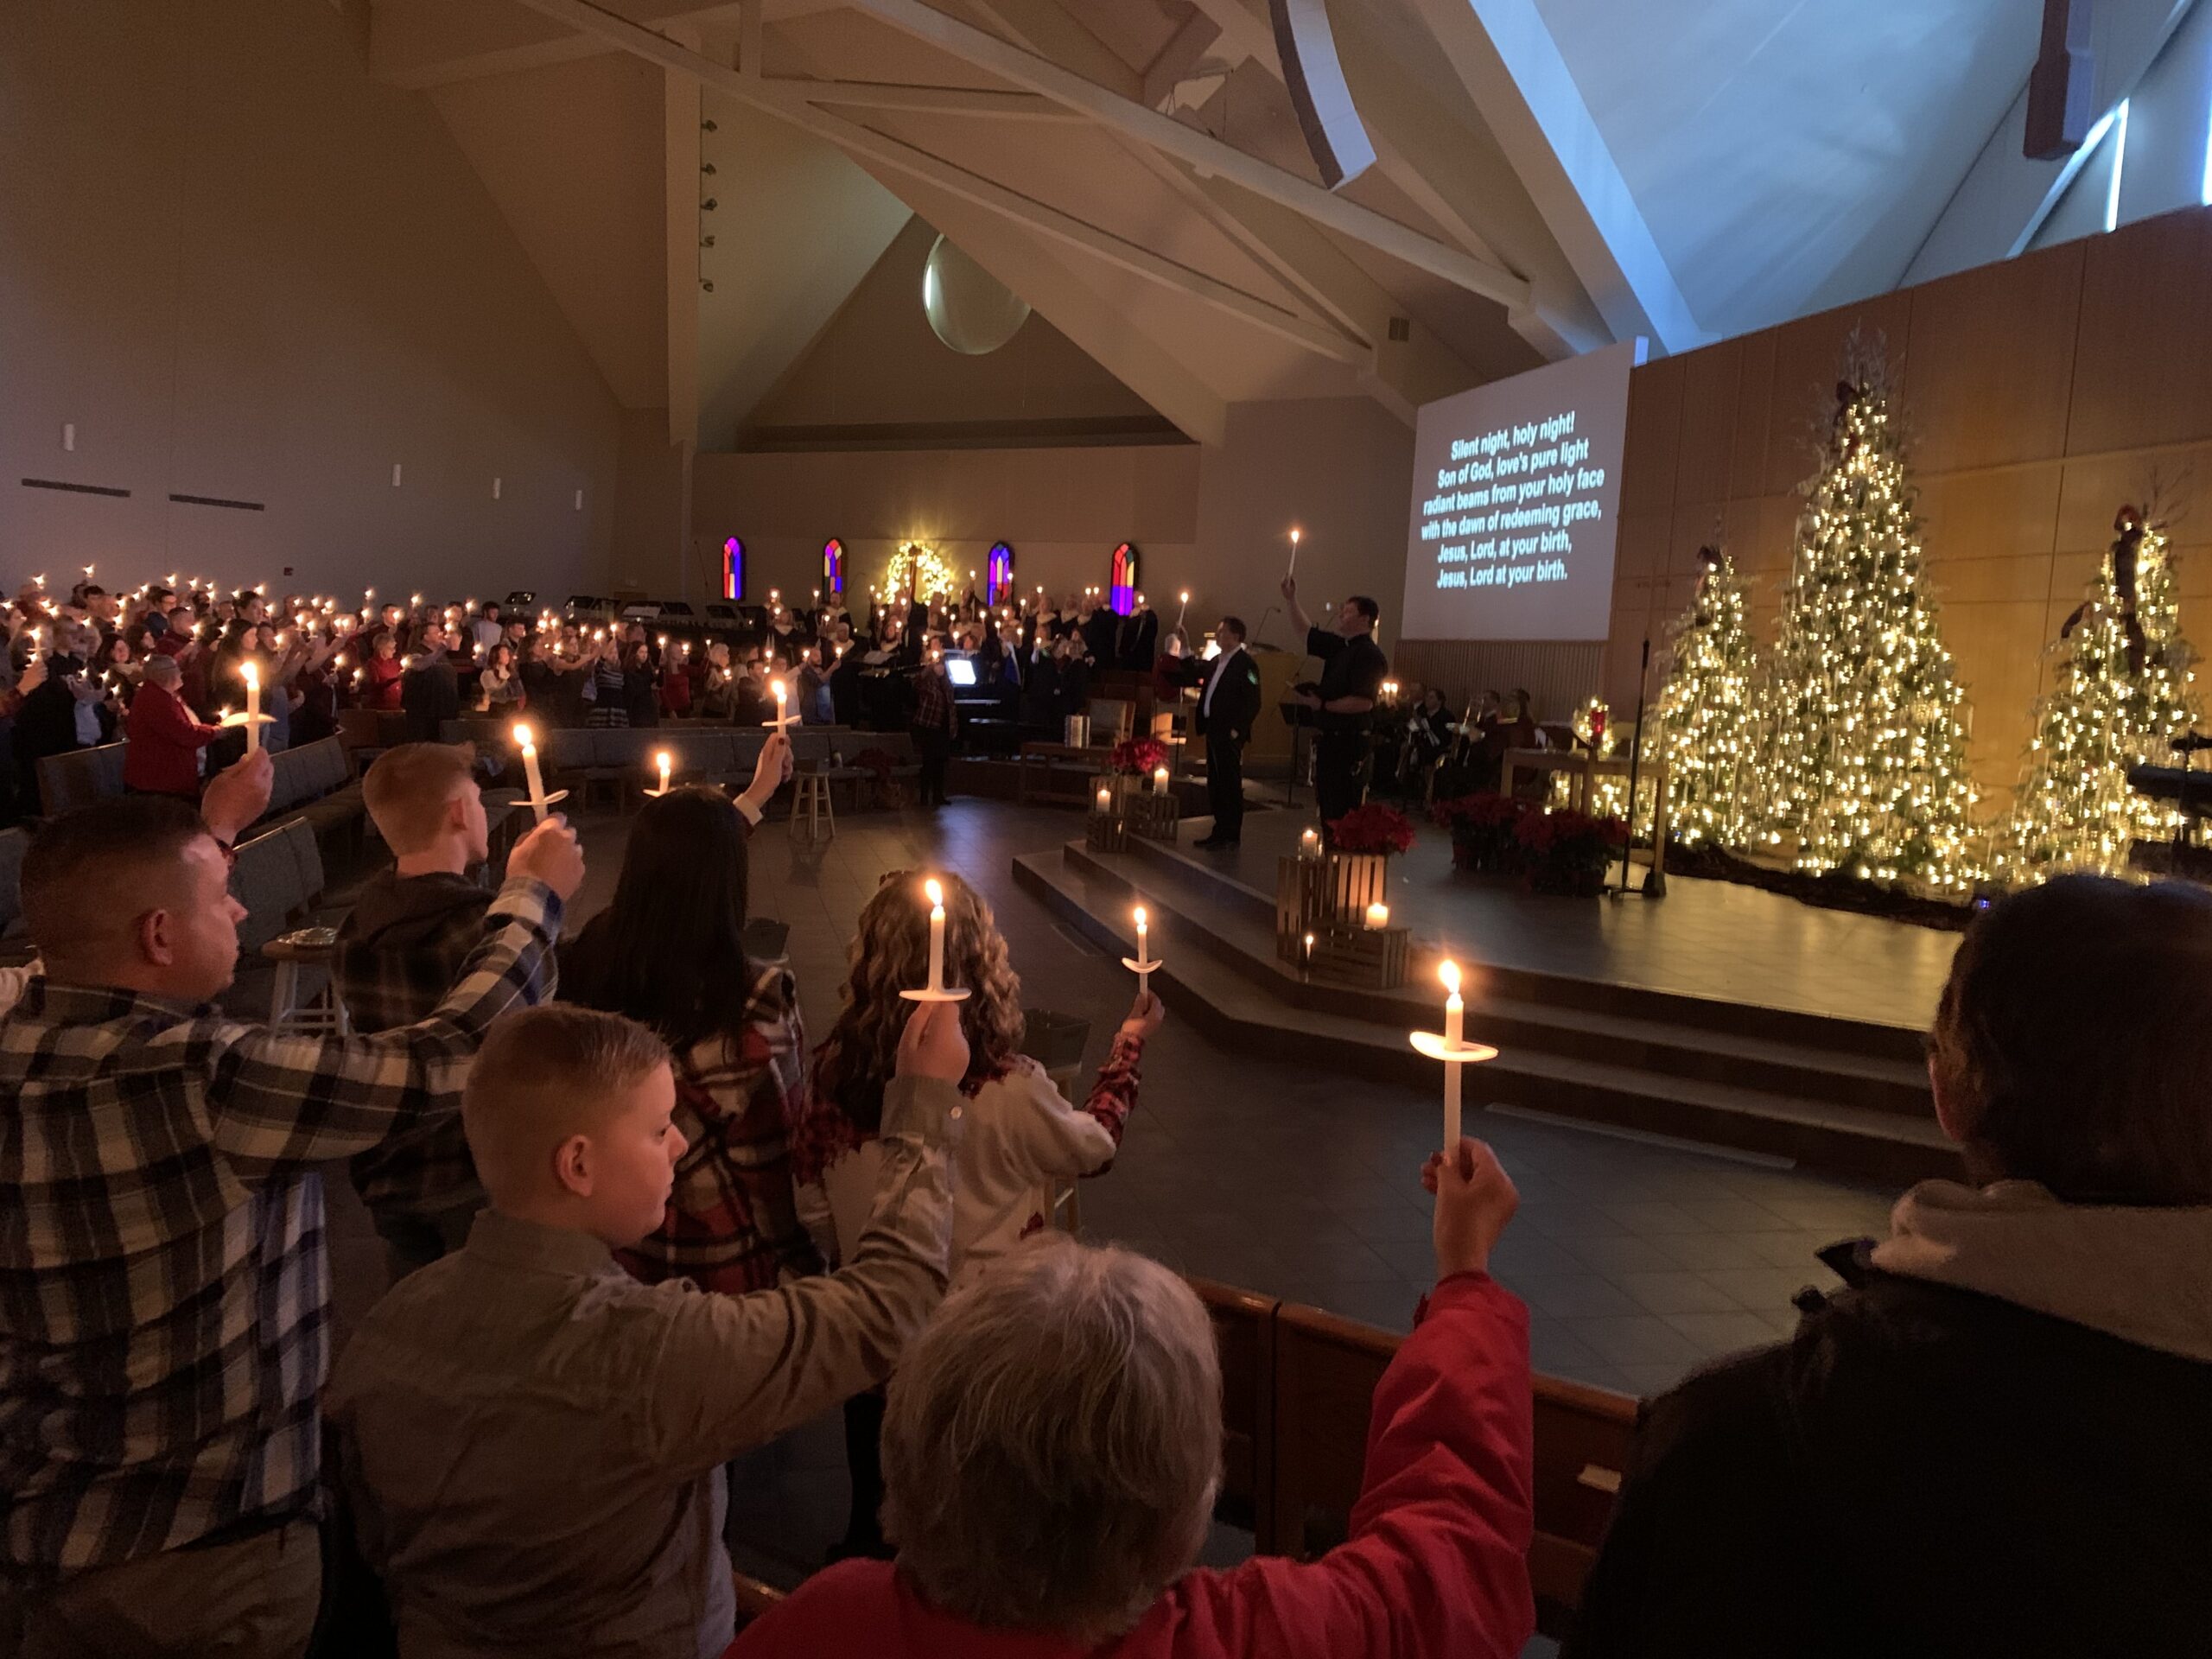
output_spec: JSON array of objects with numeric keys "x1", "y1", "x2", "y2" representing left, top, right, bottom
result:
[{"x1": 1192, "y1": 616, "x2": 1261, "y2": 850}]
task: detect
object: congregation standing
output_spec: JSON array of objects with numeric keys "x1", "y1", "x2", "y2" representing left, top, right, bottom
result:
[{"x1": 0, "y1": 567, "x2": 2206, "y2": 1659}]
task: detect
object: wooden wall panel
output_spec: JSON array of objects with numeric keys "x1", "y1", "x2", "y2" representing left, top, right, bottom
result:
[
  {"x1": 1906, "y1": 242, "x2": 2083, "y2": 474},
  {"x1": 1611, "y1": 202, "x2": 2212, "y2": 806},
  {"x1": 1673, "y1": 339, "x2": 1740, "y2": 505},
  {"x1": 2069, "y1": 210, "x2": 2212, "y2": 455},
  {"x1": 1759, "y1": 290, "x2": 1915, "y2": 496}
]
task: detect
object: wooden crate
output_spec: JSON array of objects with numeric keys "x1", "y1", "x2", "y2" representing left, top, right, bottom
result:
[
  {"x1": 1085, "y1": 810, "x2": 1131, "y2": 853},
  {"x1": 1124, "y1": 788, "x2": 1180, "y2": 842},
  {"x1": 1276, "y1": 851, "x2": 1390, "y2": 955},
  {"x1": 1307, "y1": 923, "x2": 1410, "y2": 989}
]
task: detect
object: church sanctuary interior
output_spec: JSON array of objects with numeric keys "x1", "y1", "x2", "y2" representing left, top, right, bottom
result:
[{"x1": 8, "y1": 1, "x2": 2212, "y2": 1656}]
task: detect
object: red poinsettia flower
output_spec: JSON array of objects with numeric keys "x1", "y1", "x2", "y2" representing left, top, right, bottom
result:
[
  {"x1": 1329, "y1": 803, "x2": 1417, "y2": 855},
  {"x1": 1110, "y1": 736, "x2": 1170, "y2": 775}
]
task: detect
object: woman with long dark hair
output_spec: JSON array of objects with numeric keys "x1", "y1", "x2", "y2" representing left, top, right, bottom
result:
[{"x1": 561, "y1": 766, "x2": 816, "y2": 1295}]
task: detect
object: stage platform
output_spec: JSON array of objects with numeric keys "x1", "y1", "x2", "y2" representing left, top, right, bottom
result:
[{"x1": 1014, "y1": 809, "x2": 1965, "y2": 1186}]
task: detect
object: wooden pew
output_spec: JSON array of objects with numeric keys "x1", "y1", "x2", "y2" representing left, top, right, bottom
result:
[
  {"x1": 1187, "y1": 1277, "x2": 1277, "y2": 1536},
  {"x1": 1266, "y1": 1296, "x2": 1637, "y2": 1637}
]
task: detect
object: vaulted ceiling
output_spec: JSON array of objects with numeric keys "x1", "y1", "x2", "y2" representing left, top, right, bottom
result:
[{"x1": 367, "y1": 0, "x2": 2051, "y2": 450}]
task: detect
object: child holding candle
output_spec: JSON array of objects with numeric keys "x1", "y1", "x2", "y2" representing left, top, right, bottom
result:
[{"x1": 795, "y1": 870, "x2": 1163, "y2": 1558}]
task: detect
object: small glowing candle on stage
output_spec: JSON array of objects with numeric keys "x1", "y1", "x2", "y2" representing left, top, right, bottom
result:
[
  {"x1": 1300, "y1": 826, "x2": 1319, "y2": 857},
  {"x1": 1365, "y1": 900, "x2": 1389, "y2": 930},
  {"x1": 654, "y1": 751, "x2": 671, "y2": 795},
  {"x1": 1303, "y1": 931, "x2": 1315, "y2": 964},
  {"x1": 241, "y1": 661, "x2": 262, "y2": 753},
  {"x1": 1097, "y1": 786, "x2": 1112, "y2": 812},
  {"x1": 925, "y1": 878, "x2": 947, "y2": 992},
  {"x1": 515, "y1": 722, "x2": 549, "y2": 822},
  {"x1": 1153, "y1": 765, "x2": 1169, "y2": 796}
]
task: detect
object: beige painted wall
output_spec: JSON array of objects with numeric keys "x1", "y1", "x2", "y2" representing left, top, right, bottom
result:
[
  {"x1": 0, "y1": 0, "x2": 621, "y2": 599},
  {"x1": 691, "y1": 395, "x2": 1416, "y2": 668},
  {"x1": 744, "y1": 218, "x2": 1170, "y2": 442},
  {"x1": 691, "y1": 442, "x2": 1199, "y2": 610}
]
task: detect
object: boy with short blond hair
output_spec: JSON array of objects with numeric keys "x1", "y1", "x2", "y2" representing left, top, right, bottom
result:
[
  {"x1": 329, "y1": 999, "x2": 974, "y2": 1659},
  {"x1": 340, "y1": 741, "x2": 534, "y2": 1277}
]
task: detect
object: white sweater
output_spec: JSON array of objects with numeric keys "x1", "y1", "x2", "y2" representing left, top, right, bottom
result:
[{"x1": 806, "y1": 1044, "x2": 1138, "y2": 1286}]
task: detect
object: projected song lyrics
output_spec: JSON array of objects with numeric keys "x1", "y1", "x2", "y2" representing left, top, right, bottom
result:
[{"x1": 1414, "y1": 410, "x2": 1607, "y2": 593}]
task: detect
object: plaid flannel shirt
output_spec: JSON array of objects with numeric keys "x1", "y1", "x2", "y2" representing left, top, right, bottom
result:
[
  {"x1": 334, "y1": 871, "x2": 550, "y2": 1218},
  {"x1": 912, "y1": 668, "x2": 957, "y2": 734},
  {"x1": 0, "y1": 878, "x2": 562, "y2": 1583},
  {"x1": 614, "y1": 963, "x2": 821, "y2": 1295}
]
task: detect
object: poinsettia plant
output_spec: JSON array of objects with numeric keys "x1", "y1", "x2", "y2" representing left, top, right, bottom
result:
[
  {"x1": 1328, "y1": 803, "x2": 1416, "y2": 856},
  {"x1": 1109, "y1": 736, "x2": 1170, "y2": 776},
  {"x1": 1515, "y1": 805, "x2": 1627, "y2": 895},
  {"x1": 1432, "y1": 792, "x2": 1529, "y2": 873}
]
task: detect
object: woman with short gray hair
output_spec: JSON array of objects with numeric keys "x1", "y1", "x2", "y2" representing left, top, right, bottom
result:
[{"x1": 730, "y1": 1138, "x2": 1536, "y2": 1659}]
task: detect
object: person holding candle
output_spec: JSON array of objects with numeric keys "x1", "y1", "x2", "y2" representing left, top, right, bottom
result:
[
  {"x1": 559, "y1": 746, "x2": 810, "y2": 1299},
  {"x1": 727, "y1": 1136, "x2": 1530, "y2": 1659},
  {"x1": 796, "y1": 871, "x2": 1164, "y2": 1558},
  {"x1": 0, "y1": 762, "x2": 579, "y2": 1659},
  {"x1": 327, "y1": 993, "x2": 971, "y2": 1659},
  {"x1": 336, "y1": 742, "x2": 533, "y2": 1279},
  {"x1": 122, "y1": 654, "x2": 224, "y2": 803},
  {"x1": 1280, "y1": 578, "x2": 1387, "y2": 833},
  {"x1": 362, "y1": 629, "x2": 405, "y2": 712}
]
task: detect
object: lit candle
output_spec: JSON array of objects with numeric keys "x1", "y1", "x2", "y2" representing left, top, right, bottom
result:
[
  {"x1": 1287, "y1": 526, "x2": 1300, "y2": 575},
  {"x1": 1176, "y1": 589, "x2": 1190, "y2": 627},
  {"x1": 925, "y1": 878, "x2": 947, "y2": 992},
  {"x1": 1096, "y1": 785, "x2": 1111, "y2": 812},
  {"x1": 1366, "y1": 900, "x2": 1389, "y2": 930},
  {"x1": 654, "y1": 750, "x2": 671, "y2": 795},
  {"x1": 770, "y1": 678, "x2": 792, "y2": 729},
  {"x1": 515, "y1": 722, "x2": 549, "y2": 821},
  {"x1": 241, "y1": 660, "x2": 262, "y2": 753},
  {"x1": 1441, "y1": 961, "x2": 1464, "y2": 1151},
  {"x1": 1153, "y1": 765, "x2": 1169, "y2": 796},
  {"x1": 1300, "y1": 826, "x2": 1319, "y2": 858}
]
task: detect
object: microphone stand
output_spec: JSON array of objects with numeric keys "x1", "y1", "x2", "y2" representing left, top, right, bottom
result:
[{"x1": 1613, "y1": 638, "x2": 1663, "y2": 899}]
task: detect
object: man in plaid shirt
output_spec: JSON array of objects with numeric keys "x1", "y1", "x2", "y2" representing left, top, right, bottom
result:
[
  {"x1": 0, "y1": 753, "x2": 583, "y2": 1657},
  {"x1": 339, "y1": 743, "x2": 536, "y2": 1279}
]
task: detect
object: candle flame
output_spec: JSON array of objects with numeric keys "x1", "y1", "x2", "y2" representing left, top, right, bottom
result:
[
  {"x1": 1439, "y1": 960, "x2": 1461, "y2": 997},
  {"x1": 1134, "y1": 906, "x2": 1147, "y2": 926},
  {"x1": 1289, "y1": 527, "x2": 1300, "y2": 543},
  {"x1": 241, "y1": 661, "x2": 258, "y2": 689},
  {"x1": 512, "y1": 721, "x2": 533, "y2": 747},
  {"x1": 924, "y1": 877, "x2": 944, "y2": 908}
]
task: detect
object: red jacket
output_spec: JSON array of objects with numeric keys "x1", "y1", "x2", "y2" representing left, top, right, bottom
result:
[
  {"x1": 123, "y1": 679, "x2": 220, "y2": 798},
  {"x1": 363, "y1": 653, "x2": 404, "y2": 711},
  {"x1": 726, "y1": 1274, "x2": 1534, "y2": 1659}
]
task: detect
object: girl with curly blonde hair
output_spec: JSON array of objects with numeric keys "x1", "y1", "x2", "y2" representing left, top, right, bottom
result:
[{"x1": 796, "y1": 868, "x2": 1161, "y2": 1558}]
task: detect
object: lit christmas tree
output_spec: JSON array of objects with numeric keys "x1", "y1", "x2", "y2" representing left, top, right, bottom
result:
[
  {"x1": 1654, "y1": 544, "x2": 1758, "y2": 848},
  {"x1": 1992, "y1": 506, "x2": 2201, "y2": 880},
  {"x1": 1754, "y1": 348, "x2": 1979, "y2": 890}
]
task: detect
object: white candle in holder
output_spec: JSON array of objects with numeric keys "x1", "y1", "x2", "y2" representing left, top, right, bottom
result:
[
  {"x1": 1096, "y1": 786, "x2": 1112, "y2": 812},
  {"x1": 1365, "y1": 900, "x2": 1389, "y2": 930},
  {"x1": 515, "y1": 722, "x2": 549, "y2": 821},
  {"x1": 1300, "y1": 827, "x2": 1319, "y2": 858},
  {"x1": 1441, "y1": 961, "x2": 1464, "y2": 1148},
  {"x1": 925, "y1": 878, "x2": 946, "y2": 991},
  {"x1": 1153, "y1": 766, "x2": 1169, "y2": 796},
  {"x1": 241, "y1": 662, "x2": 262, "y2": 754}
]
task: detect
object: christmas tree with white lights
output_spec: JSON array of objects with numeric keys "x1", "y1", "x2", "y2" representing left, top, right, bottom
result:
[
  {"x1": 1993, "y1": 506, "x2": 2201, "y2": 880},
  {"x1": 1754, "y1": 346, "x2": 1979, "y2": 891},
  {"x1": 1655, "y1": 545, "x2": 1759, "y2": 849}
]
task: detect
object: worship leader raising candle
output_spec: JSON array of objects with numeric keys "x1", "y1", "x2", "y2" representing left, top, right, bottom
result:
[
  {"x1": 899, "y1": 877, "x2": 970, "y2": 1003},
  {"x1": 1411, "y1": 960, "x2": 1497, "y2": 1153}
]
